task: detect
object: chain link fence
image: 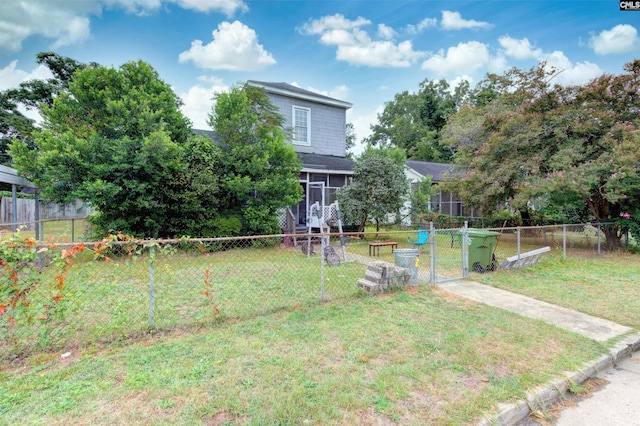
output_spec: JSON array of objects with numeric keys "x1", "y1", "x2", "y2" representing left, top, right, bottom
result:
[{"x1": 1, "y1": 222, "x2": 628, "y2": 361}]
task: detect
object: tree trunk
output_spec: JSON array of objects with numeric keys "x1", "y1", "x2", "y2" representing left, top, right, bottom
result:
[
  {"x1": 586, "y1": 195, "x2": 622, "y2": 250},
  {"x1": 601, "y1": 224, "x2": 623, "y2": 251}
]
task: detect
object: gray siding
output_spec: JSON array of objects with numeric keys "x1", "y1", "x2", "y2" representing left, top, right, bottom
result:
[{"x1": 268, "y1": 94, "x2": 346, "y2": 157}]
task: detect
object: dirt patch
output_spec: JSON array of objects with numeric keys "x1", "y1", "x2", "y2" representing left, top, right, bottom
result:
[
  {"x1": 432, "y1": 286, "x2": 480, "y2": 308},
  {"x1": 203, "y1": 411, "x2": 237, "y2": 425}
]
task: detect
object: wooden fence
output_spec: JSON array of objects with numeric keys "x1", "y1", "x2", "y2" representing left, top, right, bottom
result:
[{"x1": 0, "y1": 198, "x2": 93, "y2": 229}]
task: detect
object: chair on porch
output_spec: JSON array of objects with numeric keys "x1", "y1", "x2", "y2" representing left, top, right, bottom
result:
[{"x1": 407, "y1": 229, "x2": 429, "y2": 249}]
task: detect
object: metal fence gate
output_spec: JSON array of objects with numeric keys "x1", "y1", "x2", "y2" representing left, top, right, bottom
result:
[{"x1": 429, "y1": 222, "x2": 469, "y2": 283}]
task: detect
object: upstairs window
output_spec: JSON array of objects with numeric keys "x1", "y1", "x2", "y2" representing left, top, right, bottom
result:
[{"x1": 292, "y1": 106, "x2": 310, "y2": 145}]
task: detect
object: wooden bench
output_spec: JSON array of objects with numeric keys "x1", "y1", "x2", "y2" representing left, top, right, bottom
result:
[
  {"x1": 500, "y1": 246, "x2": 551, "y2": 270},
  {"x1": 369, "y1": 241, "x2": 398, "y2": 256}
]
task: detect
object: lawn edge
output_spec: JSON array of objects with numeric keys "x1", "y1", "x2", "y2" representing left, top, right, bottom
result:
[{"x1": 477, "y1": 331, "x2": 640, "y2": 425}]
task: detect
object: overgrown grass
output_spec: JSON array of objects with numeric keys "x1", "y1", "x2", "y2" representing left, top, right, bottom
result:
[
  {"x1": 1, "y1": 285, "x2": 607, "y2": 425},
  {"x1": 476, "y1": 254, "x2": 640, "y2": 329},
  {"x1": 1, "y1": 244, "x2": 366, "y2": 360}
]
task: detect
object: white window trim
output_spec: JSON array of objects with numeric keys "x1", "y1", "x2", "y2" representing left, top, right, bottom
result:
[{"x1": 292, "y1": 106, "x2": 311, "y2": 146}]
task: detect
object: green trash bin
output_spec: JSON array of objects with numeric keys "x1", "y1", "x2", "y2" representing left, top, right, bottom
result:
[
  {"x1": 463, "y1": 229, "x2": 501, "y2": 273},
  {"x1": 394, "y1": 248, "x2": 420, "y2": 284}
]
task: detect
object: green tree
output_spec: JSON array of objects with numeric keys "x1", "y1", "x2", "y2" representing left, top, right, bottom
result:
[
  {"x1": 408, "y1": 176, "x2": 434, "y2": 224},
  {"x1": 443, "y1": 60, "x2": 640, "y2": 248},
  {"x1": 336, "y1": 147, "x2": 409, "y2": 232},
  {"x1": 10, "y1": 60, "x2": 194, "y2": 238},
  {"x1": 0, "y1": 52, "x2": 89, "y2": 164},
  {"x1": 366, "y1": 79, "x2": 469, "y2": 162},
  {"x1": 208, "y1": 85, "x2": 303, "y2": 235}
]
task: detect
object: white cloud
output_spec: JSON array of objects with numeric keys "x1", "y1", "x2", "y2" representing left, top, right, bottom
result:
[
  {"x1": 178, "y1": 21, "x2": 276, "y2": 71},
  {"x1": 441, "y1": 11, "x2": 492, "y2": 30},
  {"x1": 178, "y1": 76, "x2": 228, "y2": 129},
  {"x1": 0, "y1": 61, "x2": 54, "y2": 125},
  {"x1": 300, "y1": 14, "x2": 371, "y2": 35},
  {"x1": 551, "y1": 61, "x2": 603, "y2": 86},
  {"x1": 103, "y1": 0, "x2": 247, "y2": 15},
  {"x1": 0, "y1": 0, "x2": 247, "y2": 54},
  {"x1": 0, "y1": 0, "x2": 96, "y2": 53},
  {"x1": 347, "y1": 105, "x2": 384, "y2": 156},
  {"x1": 498, "y1": 36, "x2": 544, "y2": 60},
  {"x1": 0, "y1": 60, "x2": 53, "y2": 91},
  {"x1": 588, "y1": 24, "x2": 640, "y2": 55},
  {"x1": 299, "y1": 14, "x2": 424, "y2": 68},
  {"x1": 0, "y1": 61, "x2": 29, "y2": 91},
  {"x1": 406, "y1": 17, "x2": 437, "y2": 34},
  {"x1": 377, "y1": 24, "x2": 396, "y2": 40},
  {"x1": 541, "y1": 52, "x2": 603, "y2": 86},
  {"x1": 172, "y1": 0, "x2": 248, "y2": 15},
  {"x1": 497, "y1": 36, "x2": 604, "y2": 86},
  {"x1": 449, "y1": 74, "x2": 474, "y2": 91},
  {"x1": 337, "y1": 40, "x2": 424, "y2": 67},
  {"x1": 422, "y1": 41, "x2": 504, "y2": 75}
]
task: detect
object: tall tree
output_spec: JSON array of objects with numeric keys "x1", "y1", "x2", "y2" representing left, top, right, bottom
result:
[
  {"x1": 336, "y1": 147, "x2": 409, "y2": 232},
  {"x1": 208, "y1": 85, "x2": 303, "y2": 235},
  {"x1": 442, "y1": 60, "x2": 640, "y2": 248},
  {"x1": 0, "y1": 53, "x2": 89, "y2": 164},
  {"x1": 10, "y1": 60, "x2": 194, "y2": 238},
  {"x1": 365, "y1": 79, "x2": 469, "y2": 162}
]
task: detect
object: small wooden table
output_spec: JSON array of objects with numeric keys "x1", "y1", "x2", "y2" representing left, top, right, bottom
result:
[{"x1": 369, "y1": 241, "x2": 398, "y2": 256}]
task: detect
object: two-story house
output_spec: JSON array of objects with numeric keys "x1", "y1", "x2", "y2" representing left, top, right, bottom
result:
[
  {"x1": 198, "y1": 81, "x2": 471, "y2": 232},
  {"x1": 246, "y1": 81, "x2": 354, "y2": 229}
]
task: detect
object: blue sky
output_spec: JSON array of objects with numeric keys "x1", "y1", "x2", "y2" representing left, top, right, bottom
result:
[{"x1": 1, "y1": 0, "x2": 639, "y2": 154}]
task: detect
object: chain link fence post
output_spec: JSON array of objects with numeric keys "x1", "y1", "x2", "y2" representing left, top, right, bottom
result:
[
  {"x1": 462, "y1": 221, "x2": 469, "y2": 278},
  {"x1": 562, "y1": 225, "x2": 567, "y2": 260},
  {"x1": 149, "y1": 245, "x2": 155, "y2": 330},
  {"x1": 597, "y1": 222, "x2": 601, "y2": 256},
  {"x1": 429, "y1": 221, "x2": 436, "y2": 283},
  {"x1": 320, "y1": 232, "x2": 326, "y2": 303},
  {"x1": 516, "y1": 227, "x2": 521, "y2": 264}
]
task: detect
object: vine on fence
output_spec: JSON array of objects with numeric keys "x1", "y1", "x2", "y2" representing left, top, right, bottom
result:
[
  {"x1": 0, "y1": 233, "x2": 85, "y2": 330},
  {"x1": 1, "y1": 232, "x2": 223, "y2": 354}
]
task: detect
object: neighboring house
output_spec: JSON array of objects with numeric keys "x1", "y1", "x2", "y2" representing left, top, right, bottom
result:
[{"x1": 405, "y1": 160, "x2": 474, "y2": 221}]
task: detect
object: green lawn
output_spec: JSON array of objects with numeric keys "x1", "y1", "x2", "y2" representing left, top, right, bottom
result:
[
  {"x1": 476, "y1": 253, "x2": 640, "y2": 329},
  {"x1": 2, "y1": 231, "x2": 637, "y2": 425},
  {"x1": 0, "y1": 219, "x2": 89, "y2": 243},
  {"x1": 1, "y1": 243, "x2": 367, "y2": 360},
  {"x1": 1, "y1": 285, "x2": 607, "y2": 425}
]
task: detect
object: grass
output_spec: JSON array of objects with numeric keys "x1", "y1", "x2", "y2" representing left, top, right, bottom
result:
[
  {"x1": 0, "y1": 218, "x2": 89, "y2": 243},
  {"x1": 2, "y1": 228, "x2": 637, "y2": 424},
  {"x1": 1, "y1": 243, "x2": 367, "y2": 359},
  {"x1": 475, "y1": 253, "x2": 640, "y2": 329},
  {"x1": 1, "y1": 285, "x2": 608, "y2": 425}
]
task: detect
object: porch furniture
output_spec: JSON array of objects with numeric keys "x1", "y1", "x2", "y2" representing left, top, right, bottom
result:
[
  {"x1": 407, "y1": 230, "x2": 429, "y2": 249},
  {"x1": 368, "y1": 241, "x2": 398, "y2": 256}
]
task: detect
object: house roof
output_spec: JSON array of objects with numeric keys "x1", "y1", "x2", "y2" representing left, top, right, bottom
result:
[
  {"x1": 0, "y1": 165, "x2": 36, "y2": 187},
  {"x1": 299, "y1": 153, "x2": 353, "y2": 174},
  {"x1": 405, "y1": 160, "x2": 457, "y2": 182},
  {"x1": 247, "y1": 80, "x2": 353, "y2": 110}
]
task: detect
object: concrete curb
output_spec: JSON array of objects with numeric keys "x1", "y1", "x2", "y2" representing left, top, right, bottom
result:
[{"x1": 478, "y1": 331, "x2": 640, "y2": 426}]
